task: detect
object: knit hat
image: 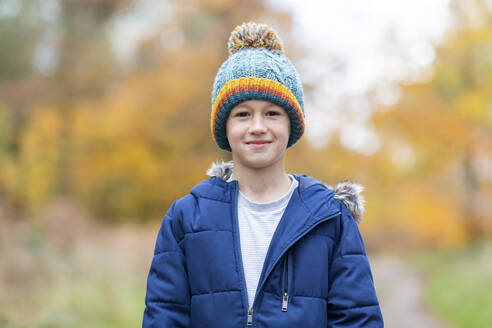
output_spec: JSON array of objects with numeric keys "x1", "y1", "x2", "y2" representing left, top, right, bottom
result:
[{"x1": 210, "y1": 22, "x2": 305, "y2": 152}]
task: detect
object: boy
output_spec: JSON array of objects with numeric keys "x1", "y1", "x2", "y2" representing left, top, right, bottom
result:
[{"x1": 143, "y1": 22, "x2": 383, "y2": 327}]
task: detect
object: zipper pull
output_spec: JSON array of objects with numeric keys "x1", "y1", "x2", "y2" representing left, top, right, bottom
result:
[
  {"x1": 282, "y1": 292, "x2": 289, "y2": 312},
  {"x1": 247, "y1": 307, "x2": 253, "y2": 326}
]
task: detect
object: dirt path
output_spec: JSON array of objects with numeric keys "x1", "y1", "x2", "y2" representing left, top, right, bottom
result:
[{"x1": 370, "y1": 255, "x2": 450, "y2": 328}]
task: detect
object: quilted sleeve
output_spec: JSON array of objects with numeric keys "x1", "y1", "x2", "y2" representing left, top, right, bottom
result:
[
  {"x1": 326, "y1": 203, "x2": 384, "y2": 327},
  {"x1": 143, "y1": 201, "x2": 191, "y2": 327}
]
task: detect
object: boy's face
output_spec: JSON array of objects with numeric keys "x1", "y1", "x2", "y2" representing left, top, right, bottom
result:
[{"x1": 226, "y1": 99, "x2": 291, "y2": 170}]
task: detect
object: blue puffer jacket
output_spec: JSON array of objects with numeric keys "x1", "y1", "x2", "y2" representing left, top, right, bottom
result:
[{"x1": 143, "y1": 162, "x2": 383, "y2": 327}]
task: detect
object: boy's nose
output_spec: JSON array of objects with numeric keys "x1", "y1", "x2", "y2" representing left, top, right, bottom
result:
[{"x1": 249, "y1": 115, "x2": 267, "y2": 134}]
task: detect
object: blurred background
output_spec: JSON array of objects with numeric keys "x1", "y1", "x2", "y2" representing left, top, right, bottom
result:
[{"x1": 0, "y1": 0, "x2": 491, "y2": 326}]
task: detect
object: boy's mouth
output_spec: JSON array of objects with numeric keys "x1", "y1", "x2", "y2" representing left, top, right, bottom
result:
[
  {"x1": 247, "y1": 140, "x2": 271, "y2": 144},
  {"x1": 246, "y1": 140, "x2": 272, "y2": 148}
]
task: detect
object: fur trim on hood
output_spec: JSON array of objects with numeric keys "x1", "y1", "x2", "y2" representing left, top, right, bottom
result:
[{"x1": 206, "y1": 160, "x2": 365, "y2": 224}]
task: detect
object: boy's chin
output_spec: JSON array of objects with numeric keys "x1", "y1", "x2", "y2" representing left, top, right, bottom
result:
[{"x1": 234, "y1": 154, "x2": 285, "y2": 171}]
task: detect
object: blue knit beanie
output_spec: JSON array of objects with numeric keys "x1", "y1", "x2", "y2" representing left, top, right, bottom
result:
[{"x1": 210, "y1": 22, "x2": 305, "y2": 151}]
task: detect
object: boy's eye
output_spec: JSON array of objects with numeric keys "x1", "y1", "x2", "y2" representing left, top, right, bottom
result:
[
  {"x1": 266, "y1": 111, "x2": 280, "y2": 116},
  {"x1": 236, "y1": 112, "x2": 249, "y2": 117}
]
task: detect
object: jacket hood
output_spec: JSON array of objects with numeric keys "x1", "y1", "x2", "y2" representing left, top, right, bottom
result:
[{"x1": 205, "y1": 160, "x2": 365, "y2": 224}]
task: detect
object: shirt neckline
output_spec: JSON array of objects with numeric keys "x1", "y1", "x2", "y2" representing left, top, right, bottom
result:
[{"x1": 238, "y1": 175, "x2": 298, "y2": 212}]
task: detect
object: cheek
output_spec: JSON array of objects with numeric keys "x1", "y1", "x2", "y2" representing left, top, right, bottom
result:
[
  {"x1": 226, "y1": 122, "x2": 241, "y2": 144},
  {"x1": 276, "y1": 120, "x2": 291, "y2": 140}
]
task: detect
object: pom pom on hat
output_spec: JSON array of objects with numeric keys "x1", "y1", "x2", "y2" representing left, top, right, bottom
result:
[{"x1": 227, "y1": 22, "x2": 284, "y2": 55}]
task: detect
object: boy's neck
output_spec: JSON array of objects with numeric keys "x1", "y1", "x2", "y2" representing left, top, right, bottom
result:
[{"x1": 231, "y1": 159, "x2": 292, "y2": 203}]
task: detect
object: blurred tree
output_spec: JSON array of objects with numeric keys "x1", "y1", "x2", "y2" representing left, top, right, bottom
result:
[
  {"x1": 371, "y1": 0, "x2": 492, "y2": 241},
  {"x1": 283, "y1": 0, "x2": 492, "y2": 249},
  {"x1": 0, "y1": 0, "x2": 289, "y2": 219},
  {"x1": 0, "y1": 0, "x2": 293, "y2": 221},
  {"x1": 0, "y1": 0, "x2": 132, "y2": 216}
]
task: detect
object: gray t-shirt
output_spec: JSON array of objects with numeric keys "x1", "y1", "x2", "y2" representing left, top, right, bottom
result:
[{"x1": 230, "y1": 174, "x2": 299, "y2": 308}]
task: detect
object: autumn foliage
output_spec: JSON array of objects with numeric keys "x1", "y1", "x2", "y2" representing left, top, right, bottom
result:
[{"x1": 0, "y1": 0, "x2": 491, "y2": 250}]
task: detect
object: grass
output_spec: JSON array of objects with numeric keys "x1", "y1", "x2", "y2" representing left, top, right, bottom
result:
[
  {"x1": 0, "y1": 215, "x2": 154, "y2": 328},
  {"x1": 409, "y1": 240, "x2": 492, "y2": 328}
]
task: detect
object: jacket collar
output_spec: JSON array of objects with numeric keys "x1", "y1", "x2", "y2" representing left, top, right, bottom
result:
[{"x1": 191, "y1": 160, "x2": 365, "y2": 224}]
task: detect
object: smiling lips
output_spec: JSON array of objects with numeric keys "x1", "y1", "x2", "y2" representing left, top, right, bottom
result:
[{"x1": 247, "y1": 140, "x2": 271, "y2": 148}]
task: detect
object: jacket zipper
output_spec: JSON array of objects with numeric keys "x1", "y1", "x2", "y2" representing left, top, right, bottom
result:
[
  {"x1": 231, "y1": 182, "x2": 253, "y2": 327},
  {"x1": 247, "y1": 307, "x2": 253, "y2": 326},
  {"x1": 281, "y1": 251, "x2": 289, "y2": 311}
]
